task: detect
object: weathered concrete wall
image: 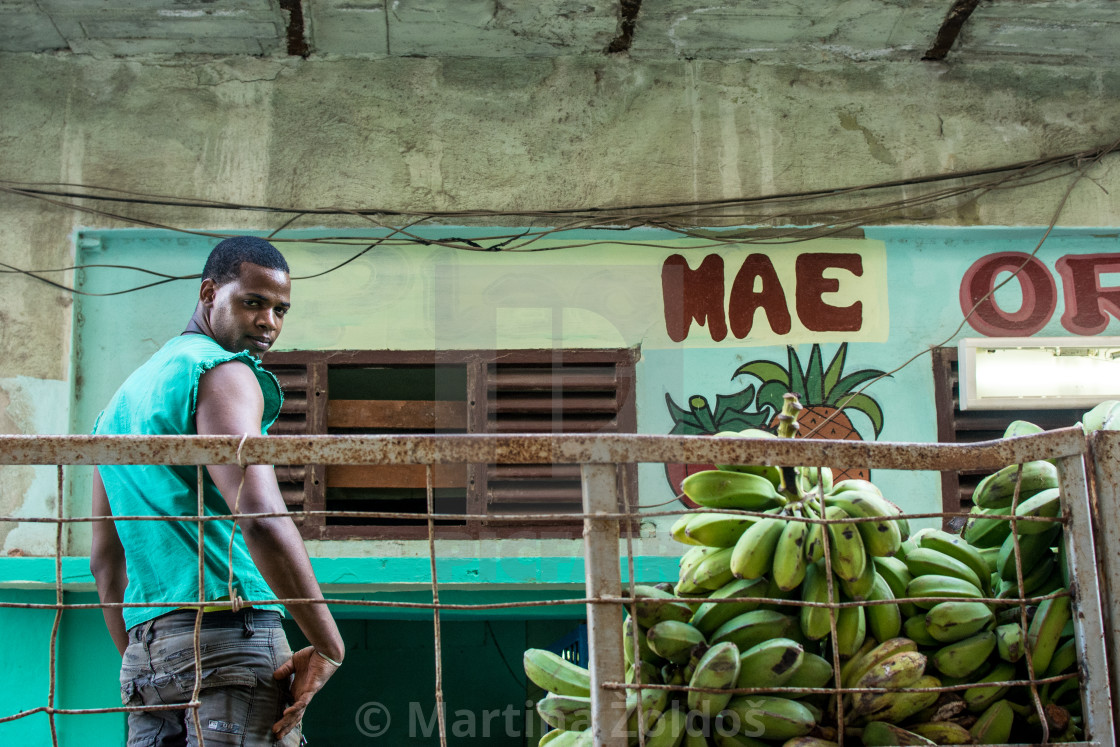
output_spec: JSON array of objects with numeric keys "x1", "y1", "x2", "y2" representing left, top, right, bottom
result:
[{"x1": 2, "y1": 52, "x2": 1119, "y2": 556}]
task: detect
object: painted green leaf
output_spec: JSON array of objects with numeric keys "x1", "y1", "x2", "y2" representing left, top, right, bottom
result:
[
  {"x1": 804, "y1": 344, "x2": 826, "y2": 404},
  {"x1": 833, "y1": 392, "x2": 885, "y2": 437},
  {"x1": 720, "y1": 411, "x2": 774, "y2": 431},
  {"x1": 665, "y1": 392, "x2": 694, "y2": 425},
  {"x1": 822, "y1": 343, "x2": 848, "y2": 399},
  {"x1": 787, "y1": 346, "x2": 808, "y2": 403},
  {"x1": 690, "y1": 395, "x2": 719, "y2": 433},
  {"x1": 733, "y1": 361, "x2": 790, "y2": 386},
  {"x1": 670, "y1": 419, "x2": 708, "y2": 435},
  {"x1": 826, "y1": 370, "x2": 888, "y2": 406},
  {"x1": 712, "y1": 384, "x2": 757, "y2": 426},
  {"x1": 756, "y1": 380, "x2": 788, "y2": 416}
]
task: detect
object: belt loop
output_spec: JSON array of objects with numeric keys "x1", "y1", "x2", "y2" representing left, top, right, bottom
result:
[{"x1": 243, "y1": 608, "x2": 255, "y2": 638}]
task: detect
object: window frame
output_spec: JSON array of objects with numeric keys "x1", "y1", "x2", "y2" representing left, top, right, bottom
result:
[{"x1": 263, "y1": 348, "x2": 639, "y2": 540}]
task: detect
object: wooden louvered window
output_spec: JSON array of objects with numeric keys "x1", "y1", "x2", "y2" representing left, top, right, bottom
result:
[
  {"x1": 931, "y1": 346, "x2": 1081, "y2": 529},
  {"x1": 262, "y1": 349, "x2": 638, "y2": 540}
]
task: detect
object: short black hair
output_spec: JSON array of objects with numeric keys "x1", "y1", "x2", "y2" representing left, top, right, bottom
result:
[{"x1": 202, "y1": 236, "x2": 289, "y2": 285}]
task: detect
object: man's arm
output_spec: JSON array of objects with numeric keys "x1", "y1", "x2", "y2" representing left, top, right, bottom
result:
[
  {"x1": 196, "y1": 360, "x2": 344, "y2": 739},
  {"x1": 90, "y1": 468, "x2": 129, "y2": 655}
]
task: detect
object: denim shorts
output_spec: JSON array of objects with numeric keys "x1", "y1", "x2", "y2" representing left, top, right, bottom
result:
[{"x1": 120, "y1": 608, "x2": 302, "y2": 747}]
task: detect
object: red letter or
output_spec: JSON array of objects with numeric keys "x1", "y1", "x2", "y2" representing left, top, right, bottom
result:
[
  {"x1": 1055, "y1": 253, "x2": 1120, "y2": 335},
  {"x1": 728, "y1": 254, "x2": 792, "y2": 338},
  {"x1": 795, "y1": 253, "x2": 863, "y2": 332},
  {"x1": 661, "y1": 254, "x2": 728, "y2": 342},
  {"x1": 959, "y1": 252, "x2": 1055, "y2": 337}
]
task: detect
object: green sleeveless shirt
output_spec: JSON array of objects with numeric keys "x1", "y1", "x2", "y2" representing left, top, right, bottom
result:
[{"x1": 94, "y1": 334, "x2": 285, "y2": 629}]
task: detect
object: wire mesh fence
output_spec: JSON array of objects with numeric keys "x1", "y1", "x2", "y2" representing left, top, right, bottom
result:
[{"x1": 0, "y1": 428, "x2": 1114, "y2": 746}]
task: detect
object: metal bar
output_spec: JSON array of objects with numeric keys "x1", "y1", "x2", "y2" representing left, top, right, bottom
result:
[
  {"x1": 1055, "y1": 448, "x2": 1114, "y2": 745},
  {"x1": 1090, "y1": 431, "x2": 1120, "y2": 746},
  {"x1": 0, "y1": 426, "x2": 1088, "y2": 467},
  {"x1": 581, "y1": 463, "x2": 627, "y2": 746}
]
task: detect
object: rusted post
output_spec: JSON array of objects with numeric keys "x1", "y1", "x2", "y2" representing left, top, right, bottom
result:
[
  {"x1": 581, "y1": 464, "x2": 627, "y2": 746},
  {"x1": 1055, "y1": 448, "x2": 1114, "y2": 745},
  {"x1": 1088, "y1": 432, "x2": 1120, "y2": 746}
]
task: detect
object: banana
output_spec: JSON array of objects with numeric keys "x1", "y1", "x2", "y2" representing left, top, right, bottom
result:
[
  {"x1": 683, "y1": 730, "x2": 712, "y2": 747},
  {"x1": 687, "y1": 641, "x2": 741, "y2": 718},
  {"x1": 842, "y1": 638, "x2": 919, "y2": 689},
  {"x1": 682, "y1": 470, "x2": 784, "y2": 511},
  {"x1": 972, "y1": 460, "x2": 1059, "y2": 509},
  {"x1": 907, "y1": 721, "x2": 973, "y2": 745},
  {"x1": 1045, "y1": 637, "x2": 1078, "y2": 677},
  {"x1": 539, "y1": 730, "x2": 583, "y2": 747},
  {"x1": 851, "y1": 651, "x2": 928, "y2": 699},
  {"x1": 1004, "y1": 419, "x2": 1044, "y2": 438},
  {"x1": 644, "y1": 706, "x2": 689, "y2": 747},
  {"x1": 772, "y1": 517, "x2": 811, "y2": 591},
  {"x1": 627, "y1": 661, "x2": 660, "y2": 685},
  {"x1": 839, "y1": 546, "x2": 877, "y2": 601},
  {"x1": 627, "y1": 686, "x2": 670, "y2": 740},
  {"x1": 735, "y1": 638, "x2": 805, "y2": 690},
  {"x1": 690, "y1": 576, "x2": 770, "y2": 637},
  {"x1": 678, "y1": 546, "x2": 736, "y2": 594},
  {"x1": 712, "y1": 732, "x2": 769, "y2": 747},
  {"x1": 1012, "y1": 487, "x2": 1062, "y2": 535},
  {"x1": 866, "y1": 572, "x2": 902, "y2": 643},
  {"x1": 1026, "y1": 593, "x2": 1072, "y2": 675},
  {"x1": 995, "y1": 622, "x2": 1026, "y2": 663},
  {"x1": 537, "y1": 694, "x2": 592, "y2": 731},
  {"x1": 680, "y1": 546, "x2": 718, "y2": 579},
  {"x1": 824, "y1": 490, "x2": 902, "y2": 558},
  {"x1": 730, "y1": 515, "x2": 787, "y2": 580},
  {"x1": 924, "y1": 601, "x2": 994, "y2": 643},
  {"x1": 824, "y1": 505, "x2": 867, "y2": 583},
  {"x1": 719, "y1": 695, "x2": 815, "y2": 741},
  {"x1": 860, "y1": 721, "x2": 937, "y2": 746},
  {"x1": 997, "y1": 552, "x2": 1057, "y2": 599},
  {"x1": 715, "y1": 429, "x2": 781, "y2": 479},
  {"x1": 962, "y1": 661, "x2": 1016, "y2": 712},
  {"x1": 902, "y1": 613, "x2": 939, "y2": 647},
  {"x1": 523, "y1": 649, "x2": 592, "y2": 697},
  {"x1": 905, "y1": 574, "x2": 985, "y2": 609},
  {"x1": 683, "y1": 512, "x2": 760, "y2": 548},
  {"x1": 799, "y1": 560, "x2": 835, "y2": 641},
  {"x1": 1083, "y1": 399, "x2": 1120, "y2": 432},
  {"x1": 931, "y1": 631, "x2": 996, "y2": 678},
  {"x1": 797, "y1": 465, "x2": 833, "y2": 496},
  {"x1": 852, "y1": 675, "x2": 941, "y2": 725},
  {"x1": 646, "y1": 620, "x2": 707, "y2": 665},
  {"x1": 802, "y1": 502, "x2": 825, "y2": 564},
  {"x1": 917, "y1": 530, "x2": 992, "y2": 595},
  {"x1": 623, "y1": 618, "x2": 660, "y2": 666},
  {"x1": 838, "y1": 637, "x2": 879, "y2": 688},
  {"x1": 904, "y1": 547, "x2": 984, "y2": 590},
  {"x1": 969, "y1": 699, "x2": 1014, "y2": 745},
  {"x1": 784, "y1": 653, "x2": 834, "y2": 696},
  {"x1": 671, "y1": 513, "x2": 701, "y2": 545},
  {"x1": 713, "y1": 609, "x2": 799, "y2": 652},
  {"x1": 997, "y1": 526, "x2": 1060, "y2": 582},
  {"x1": 781, "y1": 739, "x2": 839, "y2": 747},
  {"x1": 631, "y1": 585, "x2": 695, "y2": 628},
  {"x1": 873, "y1": 556, "x2": 917, "y2": 617},
  {"x1": 835, "y1": 603, "x2": 866, "y2": 658},
  {"x1": 962, "y1": 504, "x2": 1014, "y2": 549}
]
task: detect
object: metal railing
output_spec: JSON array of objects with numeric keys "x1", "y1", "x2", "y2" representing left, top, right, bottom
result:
[{"x1": 0, "y1": 427, "x2": 1115, "y2": 746}]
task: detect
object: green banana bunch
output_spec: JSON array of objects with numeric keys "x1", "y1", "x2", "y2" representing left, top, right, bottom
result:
[
  {"x1": 962, "y1": 660, "x2": 1016, "y2": 712},
  {"x1": 904, "y1": 547, "x2": 984, "y2": 591},
  {"x1": 783, "y1": 652, "x2": 834, "y2": 695},
  {"x1": 1012, "y1": 487, "x2": 1062, "y2": 534},
  {"x1": 841, "y1": 638, "x2": 918, "y2": 689},
  {"x1": 523, "y1": 649, "x2": 591, "y2": 697},
  {"x1": 852, "y1": 674, "x2": 941, "y2": 725},
  {"x1": 796, "y1": 465, "x2": 833, "y2": 496},
  {"x1": 996, "y1": 525, "x2": 1060, "y2": 583},
  {"x1": 798, "y1": 560, "x2": 833, "y2": 641},
  {"x1": 719, "y1": 695, "x2": 816, "y2": 741},
  {"x1": 823, "y1": 504, "x2": 867, "y2": 584},
  {"x1": 835, "y1": 603, "x2": 866, "y2": 658},
  {"x1": 681, "y1": 469, "x2": 784, "y2": 511},
  {"x1": 962, "y1": 504, "x2": 1014, "y2": 549},
  {"x1": 865, "y1": 572, "x2": 902, "y2": 642},
  {"x1": 687, "y1": 641, "x2": 741, "y2": 718},
  {"x1": 730, "y1": 513, "x2": 787, "y2": 579},
  {"x1": 917, "y1": 530, "x2": 992, "y2": 594},
  {"x1": 771, "y1": 515, "x2": 812, "y2": 591},
  {"x1": 676, "y1": 511, "x2": 759, "y2": 548},
  {"x1": 736, "y1": 638, "x2": 805, "y2": 690},
  {"x1": 713, "y1": 428, "x2": 782, "y2": 484},
  {"x1": 906, "y1": 574, "x2": 984, "y2": 609},
  {"x1": 630, "y1": 585, "x2": 694, "y2": 628},
  {"x1": 971, "y1": 460, "x2": 1059, "y2": 509},
  {"x1": 872, "y1": 556, "x2": 916, "y2": 617}
]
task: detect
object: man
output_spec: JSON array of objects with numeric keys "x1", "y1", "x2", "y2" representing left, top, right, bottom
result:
[{"x1": 90, "y1": 236, "x2": 344, "y2": 745}]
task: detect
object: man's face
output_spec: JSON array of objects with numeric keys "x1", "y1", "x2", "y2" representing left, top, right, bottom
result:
[{"x1": 200, "y1": 262, "x2": 291, "y2": 356}]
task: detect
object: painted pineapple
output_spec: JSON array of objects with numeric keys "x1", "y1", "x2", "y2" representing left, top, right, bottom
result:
[
  {"x1": 736, "y1": 343, "x2": 886, "y2": 482},
  {"x1": 664, "y1": 385, "x2": 772, "y2": 507}
]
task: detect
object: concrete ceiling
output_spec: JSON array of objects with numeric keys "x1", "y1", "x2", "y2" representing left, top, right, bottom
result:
[{"x1": 0, "y1": 0, "x2": 1116, "y2": 64}]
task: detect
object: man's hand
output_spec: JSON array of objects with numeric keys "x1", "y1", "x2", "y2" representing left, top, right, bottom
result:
[{"x1": 272, "y1": 646, "x2": 340, "y2": 739}]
